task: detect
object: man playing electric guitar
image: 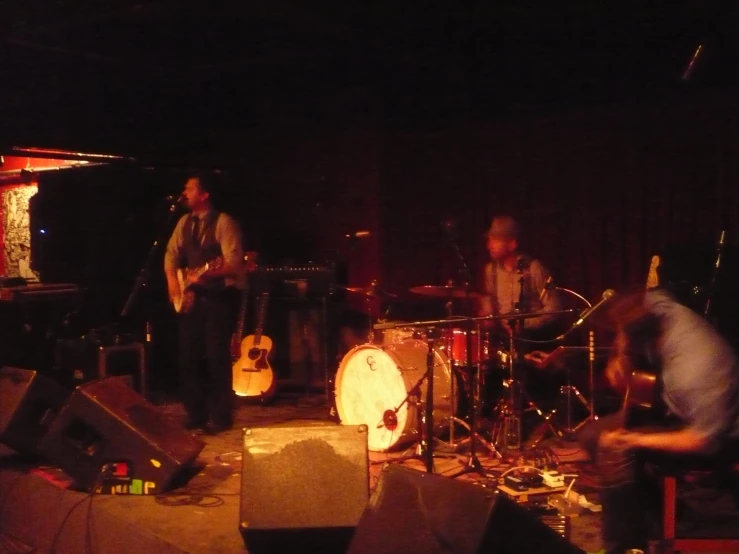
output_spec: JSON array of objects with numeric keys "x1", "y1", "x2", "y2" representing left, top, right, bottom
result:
[{"x1": 577, "y1": 286, "x2": 739, "y2": 554}]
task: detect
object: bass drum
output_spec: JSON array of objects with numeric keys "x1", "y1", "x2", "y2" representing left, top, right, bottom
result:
[{"x1": 334, "y1": 339, "x2": 453, "y2": 452}]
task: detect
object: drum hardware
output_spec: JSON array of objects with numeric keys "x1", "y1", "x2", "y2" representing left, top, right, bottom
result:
[
  {"x1": 334, "y1": 337, "x2": 455, "y2": 457},
  {"x1": 336, "y1": 281, "x2": 397, "y2": 344},
  {"x1": 437, "y1": 284, "x2": 499, "y2": 461},
  {"x1": 435, "y1": 233, "x2": 502, "y2": 473},
  {"x1": 446, "y1": 324, "x2": 502, "y2": 481},
  {"x1": 372, "y1": 311, "x2": 576, "y2": 454},
  {"x1": 526, "y1": 344, "x2": 615, "y2": 439},
  {"x1": 409, "y1": 284, "x2": 482, "y2": 299},
  {"x1": 549, "y1": 286, "x2": 606, "y2": 433},
  {"x1": 490, "y1": 265, "x2": 567, "y2": 452}
]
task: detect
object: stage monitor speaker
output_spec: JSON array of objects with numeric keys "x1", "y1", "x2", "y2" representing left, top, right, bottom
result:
[
  {"x1": 0, "y1": 367, "x2": 69, "y2": 456},
  {"x1": 39, "y1": 376, "x2": 205, "y2": 494},
  {"x1": 347, "y1": 464, "x2": 586, "y2": 554},
  {"x1": 239, "y1": 424, "x2": 369, "y2": 554}
]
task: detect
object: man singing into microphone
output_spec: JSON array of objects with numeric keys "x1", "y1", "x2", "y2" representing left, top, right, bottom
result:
[
  {"x1": 478, "y1": 215, "x2": 563, "y2": 338},
  {"x1": 164, "y1": 172, "x2": 245, "y2": 435}
]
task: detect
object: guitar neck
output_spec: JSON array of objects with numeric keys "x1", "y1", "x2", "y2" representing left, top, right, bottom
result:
[
  {"x1": 234, "y1": 252, "x2": 259, "y2": 340},
  {"x1": 253, "y1": 293, "x2": 270, "y2": 345},
  {"x1": 234, "y1": 288, "x2": 249, "y2": 340}
]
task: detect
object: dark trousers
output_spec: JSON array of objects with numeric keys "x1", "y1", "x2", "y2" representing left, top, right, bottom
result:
[
  {"x1": 578, "y1": 413, "x2": 739, "y2": 554},
  {"x1": 178, "y1": 287, "x2": 240, "y2": 427}
]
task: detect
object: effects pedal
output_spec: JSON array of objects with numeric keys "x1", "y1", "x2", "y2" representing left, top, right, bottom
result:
[{"x1": 542, "y1": 470, "x2": 565, "y2": 488}]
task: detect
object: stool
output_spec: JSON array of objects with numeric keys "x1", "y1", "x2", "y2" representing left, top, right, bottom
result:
[{"x1": 649, "y1": 463, "x2": 739, "y2": 553}]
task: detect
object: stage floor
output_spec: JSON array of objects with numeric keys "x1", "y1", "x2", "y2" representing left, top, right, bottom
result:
[{"x1": 4, "y1": 390, "x2": 735, "y2": 554}]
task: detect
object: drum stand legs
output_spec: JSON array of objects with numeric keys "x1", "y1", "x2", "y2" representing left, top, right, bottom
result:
[
  {"x1": 558, "y1": 330, "x2": 599, "y2": 437},
  {"x1": 491, "y1": 324, "x2": 564, "y2": 452},
  {"x1": 448, "y1": 327, "x2": 501, "y2": 480}
]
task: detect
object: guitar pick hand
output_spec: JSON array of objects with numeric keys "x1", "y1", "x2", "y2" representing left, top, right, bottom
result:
[{"x1": 599, "y1": 429, "x2": 644, "y2": 451}]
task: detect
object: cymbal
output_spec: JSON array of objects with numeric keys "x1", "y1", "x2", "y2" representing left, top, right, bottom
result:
[
  {"x1": 409, "y1": 285, "x2": 481, "y2": 299},
  {"x1": 338, "y1": 285, "x2": 398, "y2": 299}
]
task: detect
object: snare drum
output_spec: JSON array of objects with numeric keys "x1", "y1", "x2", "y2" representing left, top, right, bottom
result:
[
  {"x1": 446, "y1": 328, "x2": 489, "y2": 366},
  {"x1": 381, "y1": 322, "x2": 427, "y2": 345},
  {"x1": 334, "y1": 339, "x2": 454, "y2": 452}
]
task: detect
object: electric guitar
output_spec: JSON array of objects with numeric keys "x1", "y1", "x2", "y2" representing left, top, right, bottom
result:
[
  {"x1": 173, "y1": 257, "x2": 223, "y2": 314},
  {"x1": 232, "y1": 292, "x2": 276, "y2": 402}
]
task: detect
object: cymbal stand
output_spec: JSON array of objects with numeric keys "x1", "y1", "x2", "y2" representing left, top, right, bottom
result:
[
  {"x1": 492, "y1": 267, "x2": 562, "y2": 451},
  {"x1": 364, "y1": 280, "x2": 379, "y2": 344},
  {"x1": 443, "y1": 294, "x2": 459, "y2": 447},
  {"x1": 440, "y1": 297, "x2": 499, "y2": 458},
  {"x1": 448, "y1": 321, "x2": 501, "y2": 480}
]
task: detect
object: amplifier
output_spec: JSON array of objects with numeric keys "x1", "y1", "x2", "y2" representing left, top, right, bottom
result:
[
  {"x1": 255, "y1": 264, "x2": 335, "y2": 298},
  {"x1": 53, "y1": 339, "x2": 146, "y2": 395}
]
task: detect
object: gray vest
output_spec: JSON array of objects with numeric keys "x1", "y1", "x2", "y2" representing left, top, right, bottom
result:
[{"x1": 183, "y1": 212, "x2": 226, "y2": 290}]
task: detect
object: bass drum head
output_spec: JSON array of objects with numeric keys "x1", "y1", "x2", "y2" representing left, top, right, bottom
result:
[{"x1": 334, "y1": 340, "x2": 452, "y2": 452}]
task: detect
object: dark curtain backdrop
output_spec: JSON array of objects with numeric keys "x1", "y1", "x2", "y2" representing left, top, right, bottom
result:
[{"x1": 379, "y1": 92, "x2": 739, "y2": 315}]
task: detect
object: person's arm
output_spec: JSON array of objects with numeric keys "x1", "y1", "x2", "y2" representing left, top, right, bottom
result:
[
  {"x1": 601, "y1": 426, "x2": 711, "y2": 454},
  {"x1": 478, "y1": 263, "x2": 494, "y2": 317},
  {"x1": 203, "y1": 214, "x2": 244, "y2": 281},
  {"x1": 524, "y1": 260, "x2": 562, "y2": 329},
  {"x1": 602, "y1": 342, "x2": 739, "y2": 456},
  {"x1": 164, "y1": 216, "x2": 186, "y2": 304}
]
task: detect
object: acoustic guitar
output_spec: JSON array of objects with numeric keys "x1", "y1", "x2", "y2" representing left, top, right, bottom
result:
[
  {"x1": 230, "y1": 251, "x2": 259, "y2": 361},
  {"x1": 173, "y1": 257, "x2": 223, "y2": 314},
  {"x1": 596, "y1": 331, "x2": 662, "y2": 487},
  {"x1": 232, "y1": 291, "x2": 276, "y2": 402}
]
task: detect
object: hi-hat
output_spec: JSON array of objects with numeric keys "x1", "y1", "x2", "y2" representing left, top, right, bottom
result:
[
  {"x1": 337, "y1": 284, "x2": 397, "y2": 300},
  {"x1": 409, "y1": 285, "x2": 481, "y2": 299}
]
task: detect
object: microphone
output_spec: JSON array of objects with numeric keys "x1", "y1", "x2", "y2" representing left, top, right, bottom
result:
[
  {"x1": 539, "y1": 276, "x2": 554, "y2": 302},
  {"x1": 346, "y1": 230, "x2": 371, "y2": 239},
  {"x1": 516, "y1": 256, "x2": 527, "y2": 272},
  {"x1": 164, "y1": 194, "x2": 184, "y2": 203},
  {"x1": 573, "y1": 289, "x2": 616, "y2": 329},
  {"x1": 556, "y1": 288, "x2": 615, "y2": 341}
]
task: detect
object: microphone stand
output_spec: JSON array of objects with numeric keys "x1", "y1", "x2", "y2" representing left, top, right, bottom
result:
[
  {"x1": 545, "y1": 286, "x2": 596, "y2": 437},
  {"x1": 121, "y1": 198, "x2": 183, "y2": 318},
  {"x1": 117, "y1": 198, "x2": 183, "y2": 398}
]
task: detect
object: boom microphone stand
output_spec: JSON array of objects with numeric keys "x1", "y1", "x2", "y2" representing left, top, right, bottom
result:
[
  {"x1": 121, "y1": 196, "x2": 183, "y2": 318},
  {"x1": 375, "y1": 325, "x2": 448, "y2": 474}
]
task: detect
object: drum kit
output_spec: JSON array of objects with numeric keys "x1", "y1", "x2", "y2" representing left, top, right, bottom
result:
[{"x1": 333, "y1": 280, "x2": 581, "y2": 475}]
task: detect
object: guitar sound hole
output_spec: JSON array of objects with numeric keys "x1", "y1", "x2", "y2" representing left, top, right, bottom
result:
[{"x1": 248, "y1": 348, "x2": 261, "y2": 360}]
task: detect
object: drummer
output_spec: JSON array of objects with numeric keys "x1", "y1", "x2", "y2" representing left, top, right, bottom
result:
[{"x1": 478, "y1": 215, "x2": 564, "y2": 339}]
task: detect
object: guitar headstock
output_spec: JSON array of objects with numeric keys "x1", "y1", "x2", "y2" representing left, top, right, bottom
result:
[{"x1": 646, "y1": 255, "x2": 660, "y2": 289}]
